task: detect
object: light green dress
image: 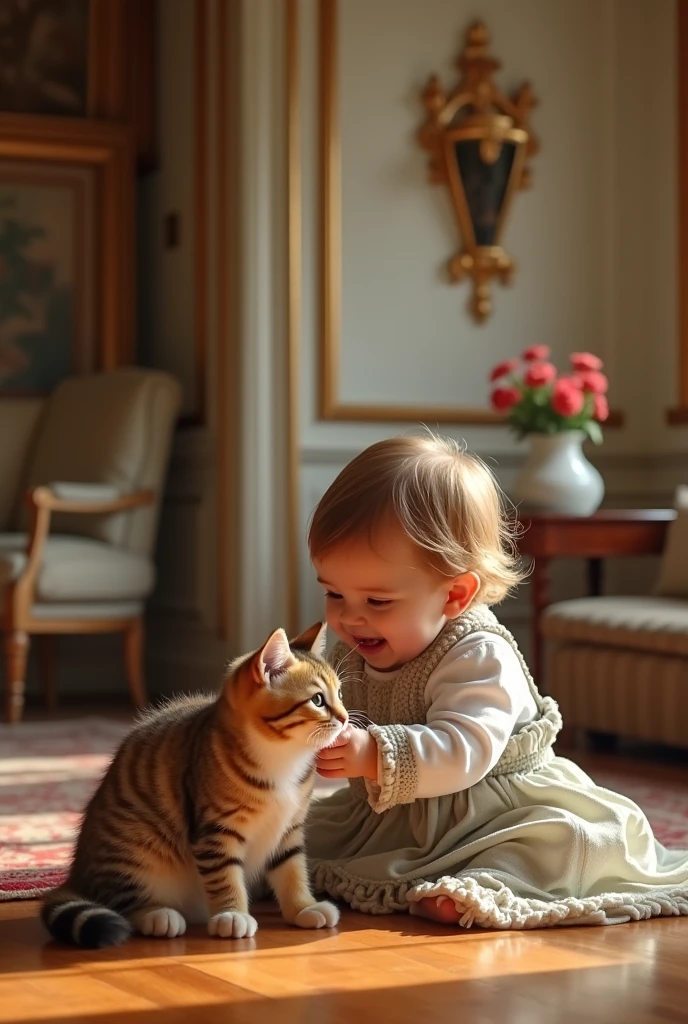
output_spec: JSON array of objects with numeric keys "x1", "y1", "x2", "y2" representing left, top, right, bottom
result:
[{"x1": 307, "y1": 606, "x2": 688, "y2": 928}]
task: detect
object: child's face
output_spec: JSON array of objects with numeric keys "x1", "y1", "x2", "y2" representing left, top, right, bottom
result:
[{"x1": 313, "y1": 526, "x2": 477, "y2": 672}]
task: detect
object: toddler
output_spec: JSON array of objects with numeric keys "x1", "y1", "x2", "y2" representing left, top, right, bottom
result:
[{"x1": 306, "y1": 433, "x2": 688, "y2": 928}]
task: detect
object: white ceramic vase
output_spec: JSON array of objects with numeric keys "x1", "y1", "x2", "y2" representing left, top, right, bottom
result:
[{"x1": 512, "y1": 430, "x2": 604, "y2": 516}]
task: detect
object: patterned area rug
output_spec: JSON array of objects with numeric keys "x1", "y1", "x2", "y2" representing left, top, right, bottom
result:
[
  {"x1": 0, "y1": 718, "x2": 131, "y2": 901},
  {"x1": 1, "y1": 718, "x2": 687, "y2": 901}
]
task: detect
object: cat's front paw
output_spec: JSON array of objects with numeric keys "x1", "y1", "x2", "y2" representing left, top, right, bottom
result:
[
  {"x1": 208, "y1": 911, "x2": 258, "y2": 939},
  {"x1": 138, "y1": 908, "x2": 187, "y2": 938},
  {"x1": 293, "y1": 901, "x2": 340, "y2": 930}
]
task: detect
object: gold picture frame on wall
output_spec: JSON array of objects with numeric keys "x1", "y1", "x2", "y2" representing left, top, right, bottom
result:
[
  {"x1": 318, "y1": 0, "x2": 506, "y2": 425},
  {"x1": 0, "y1": 114, "x2": 135, "y2": 394}
]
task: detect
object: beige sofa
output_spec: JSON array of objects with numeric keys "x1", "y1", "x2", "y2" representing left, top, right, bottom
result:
[
  {"x1": 0, "y1": 368, "x2": 181, "y2": 723},
  {"x1": 542, "y1": 498, "x2": 688, "y2": 748}
]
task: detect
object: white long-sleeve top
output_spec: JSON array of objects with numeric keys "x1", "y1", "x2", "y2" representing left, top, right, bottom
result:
[{"x1": 364, "y1": 631, "x2": 539, "y2": 803}]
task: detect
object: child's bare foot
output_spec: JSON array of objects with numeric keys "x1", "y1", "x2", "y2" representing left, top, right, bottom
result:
[{"x1": 409, "y1": 895, "x2": 461, "y2": 924}]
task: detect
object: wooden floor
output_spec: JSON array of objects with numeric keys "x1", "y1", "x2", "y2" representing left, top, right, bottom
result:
[
  {"x1": 2, "y1": 714, "x2": 688, "y2": 1024},
  {"x1": 1, "y1": 896, "x2": 687, "y2": 1024}
]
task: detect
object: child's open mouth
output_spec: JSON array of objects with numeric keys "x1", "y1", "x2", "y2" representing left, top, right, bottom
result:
[{"x1": 353, "y1": 636, "x2": 386, "y2": 653}]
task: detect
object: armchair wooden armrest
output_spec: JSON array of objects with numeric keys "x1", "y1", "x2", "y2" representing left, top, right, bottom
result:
[
  {"x1": 27, "y1": 485, "x2": 155, "y2": 515},
  {"x1": 8, "y1": 487, "x2": 156, "y2": 628}
]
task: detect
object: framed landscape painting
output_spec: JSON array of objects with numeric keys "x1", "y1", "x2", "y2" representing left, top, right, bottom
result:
[
  {"x1": 0, "y1": 163, "x2": 95, "y2": 393},
  {"x1": 0, "y1": 115, "x2": 134, "y2": 395}
]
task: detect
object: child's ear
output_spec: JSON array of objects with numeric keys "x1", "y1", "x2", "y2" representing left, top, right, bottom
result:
[{"x1": 444, "y1": 572, "x2": 481, "y2": 618}]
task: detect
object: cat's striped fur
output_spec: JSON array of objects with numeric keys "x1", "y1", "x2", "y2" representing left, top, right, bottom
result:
[{"x1": 41, "y1": 622, "x2": 348, "y2": 947}]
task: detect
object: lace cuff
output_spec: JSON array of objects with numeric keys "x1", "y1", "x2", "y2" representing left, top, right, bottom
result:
[{"x1": 365, "y1": 724, "x2": 418, "y2": 813}]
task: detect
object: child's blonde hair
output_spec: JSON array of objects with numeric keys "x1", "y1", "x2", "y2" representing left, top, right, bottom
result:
[{"x1": 308, "y1": 433, "x2": 525, "y2": 605}]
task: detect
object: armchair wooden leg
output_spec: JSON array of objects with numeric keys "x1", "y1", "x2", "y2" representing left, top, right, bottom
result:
[
  {"x1": 39, "y1": 635, "x2": 58, "y2": 712},
  {"x1": 3, "y1": 630, "x2": 30, "y2": 724},
  {"x1": 123, "y1": 618, "x2": 147, "y2": 709}
]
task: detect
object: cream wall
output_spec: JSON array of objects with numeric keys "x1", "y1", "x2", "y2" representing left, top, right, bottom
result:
[{"x1": 296, "y1": 0, "x2": 683, "y2": 657}]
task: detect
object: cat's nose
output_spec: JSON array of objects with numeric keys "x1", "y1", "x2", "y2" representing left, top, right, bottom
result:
[{"x1": 336, "y1": 712, "x2": 348, "y2": 725}]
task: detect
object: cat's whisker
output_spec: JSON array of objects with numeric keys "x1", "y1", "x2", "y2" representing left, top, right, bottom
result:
[
  {"x1": 348, "y1": 710, "x2": 372, "y2": 723},
  {"x1": 309, "y1": 727, "x2": 335, "y2": 749},
  {"x1": 336, "y1": 670, "x2": 361, "y2": 685},
  {"x1": 334, "y1": 643, "x2": 362, "y2": 673},
  {"x1": 335, "y1": 673, "x2": 358, "y2": 687},
  {"x1": 348, "y1": 714, "x2": 373, "y2": 730},
  {"x1": 336, "y1": 667, "x2": 358, "y2": 680}
]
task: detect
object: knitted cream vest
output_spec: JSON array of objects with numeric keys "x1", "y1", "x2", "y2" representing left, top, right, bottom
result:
[{"x1": 330, "y1": 604, "x2": 562, "y2": 810}]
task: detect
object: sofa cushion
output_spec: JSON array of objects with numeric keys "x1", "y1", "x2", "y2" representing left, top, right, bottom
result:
[
  {"x1": 547, "y1": 643, "x2": 688, "y2": 747},
  {"x1": 0, "y1": 534, "x2": 155, "y2": 602},
  {"x1": 542, "y1": 595, "x2": 688, "y2": 658}
]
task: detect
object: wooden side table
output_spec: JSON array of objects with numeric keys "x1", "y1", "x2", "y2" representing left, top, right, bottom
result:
[{"x1": 517, "y1": 509, "x2": 675, "y2": 682}]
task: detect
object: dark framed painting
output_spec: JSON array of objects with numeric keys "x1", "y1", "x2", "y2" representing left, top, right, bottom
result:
[
  {"x1": 0, "y1": 115, "x2": 134, "y2": 395},
  {"x1": 0, "y1": 0, "x2": 155, "y2": 170},
  {"x1": 0, "y1": 0, "x2": 90, "y2": 117}
]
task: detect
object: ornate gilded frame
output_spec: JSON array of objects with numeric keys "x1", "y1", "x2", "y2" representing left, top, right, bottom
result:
[{"x1": 418, "y1": 22, "x2": 538, "y2": 322}]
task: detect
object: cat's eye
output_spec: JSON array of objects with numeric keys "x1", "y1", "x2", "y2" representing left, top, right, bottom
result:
[
  {"x1": 338, "y1": 689, "x2": 343, "y2": 700},
  {"x1": 310, "y1": 693, "x2": 326, "y2": 707}
]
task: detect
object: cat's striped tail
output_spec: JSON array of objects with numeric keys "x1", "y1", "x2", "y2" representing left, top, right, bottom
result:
[{"x1": 41, "y1": 886, "x2": 133, "y2": 948}]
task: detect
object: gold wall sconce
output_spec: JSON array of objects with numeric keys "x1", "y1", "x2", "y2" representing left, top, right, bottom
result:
[{"x1": 418, "y1": 22, "x2": 539, "y2": 322}]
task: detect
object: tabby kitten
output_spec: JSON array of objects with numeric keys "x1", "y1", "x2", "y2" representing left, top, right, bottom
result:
[{"x1": 41, "y1": 622, "x2": 347, "y2": 947}]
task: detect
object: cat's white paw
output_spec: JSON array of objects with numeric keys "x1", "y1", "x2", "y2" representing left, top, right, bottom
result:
[
  {"x1": 139, "y1": 908, "x2": 187, "y2": 938},
  {"x1": 208, "y1": 911, "x2": 258, "y2": 939},
  {"x1": 293, "y1": 901, "x2": 340, "y2": 930}
]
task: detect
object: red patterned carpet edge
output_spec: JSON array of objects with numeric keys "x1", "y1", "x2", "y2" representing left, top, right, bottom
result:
[
  {"x1": 1, "y1": 718, "x2": 687, "y2": 901},
  {"x1": 0, "y1": 718, "x2": 131, "y2": 901}
]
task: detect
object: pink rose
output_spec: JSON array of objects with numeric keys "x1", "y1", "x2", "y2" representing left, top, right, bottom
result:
[
  {"x1": 593, "y1": 395, "x2": 609, "y2": 422},
  {"x1": 522, "y1": 344, "x2": 551, "y2": 362},
  {"x1": 579, "y1": 370, "x2": 609, "y2": 394},
  {"x1": 570, "y1": 351, "x2": 603, "y2": 372},
  {"x1": 551, "y1": 379, "x2": 585, "y2": 417},
  {"x1": 491, "y1": 386, "x2": 521, "y2": 411},
  {"x1": 489, "y1": 358, "x2": 519, "y2": 382},
  {"x1": 524, "y1": 361, "x2": 557, "y2": 388}
]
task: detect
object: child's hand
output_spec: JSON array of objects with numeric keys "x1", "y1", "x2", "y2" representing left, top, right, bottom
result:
[{"x1": 316, "y1": 727, "x2": 378, "y2": 782}]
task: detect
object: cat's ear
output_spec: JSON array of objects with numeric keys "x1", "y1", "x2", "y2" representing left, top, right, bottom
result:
[
  {"x1": 256, "y1": 628, "x2": 297, "y2": 686},
  {"x1": 289, "y1": 621, "x2": 327, "y2": 658}
]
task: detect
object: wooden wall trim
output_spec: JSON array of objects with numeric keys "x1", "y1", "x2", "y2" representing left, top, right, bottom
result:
[
  {"x1": 668, "y1": 0, "x2": 688, "y2": 425},
  {"x1": 216, "y1": 0, "x2": 235, "y2": 641},
  {"x1": 178, "y1": 0, "x2": 208, "y2": 429},
  {"x1": 287, "y1": 0, "x2": 301, "y2": 634}
]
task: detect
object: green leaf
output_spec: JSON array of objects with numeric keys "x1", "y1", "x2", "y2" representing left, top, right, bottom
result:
[{"x1": 582, "y1": 420, "x2": 603, "y2": 445}]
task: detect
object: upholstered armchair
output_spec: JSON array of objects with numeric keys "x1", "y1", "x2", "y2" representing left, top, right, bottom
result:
[
  {"x1": 0, "y1": 368, "x2": 181, "y2": 723},
  {"x1": 541, "y1": 494, "x2": 688, "y2": 748}
]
